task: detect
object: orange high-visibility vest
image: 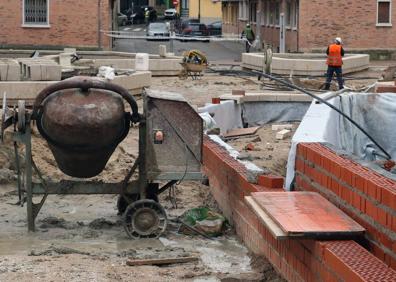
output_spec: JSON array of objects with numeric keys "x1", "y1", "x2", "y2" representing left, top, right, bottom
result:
[{"x1": 327, "y1": 44, "x2": 343, "y2": 67}]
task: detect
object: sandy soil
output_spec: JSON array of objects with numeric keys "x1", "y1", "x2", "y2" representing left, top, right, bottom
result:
[{"x1": 226, "y1": 123, "x2": 299, "y2": 177}]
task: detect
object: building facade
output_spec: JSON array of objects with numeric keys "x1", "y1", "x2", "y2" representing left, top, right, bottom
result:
[
  {"x1": 0, "y1": 0, "x2": 115, "y2": 50},
  {"x1": 222, "y1": 0, "x2": 396, "y2": 53},
  {"x1": 189, "y1": 0, "x2": 222, "y2": 24}
]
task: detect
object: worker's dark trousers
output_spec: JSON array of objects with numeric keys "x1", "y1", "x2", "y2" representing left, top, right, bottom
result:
[
  {"x1": 245, "y1": 41, "x2": 253, "y2": 53},
  {"x1": 325, "y1": 66, "x2": 343, "y2": 90}
]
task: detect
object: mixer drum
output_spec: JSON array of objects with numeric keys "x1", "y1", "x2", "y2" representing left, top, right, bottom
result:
[{"x1": 37, "y1": 88, "x2": 129, "y2": 178}]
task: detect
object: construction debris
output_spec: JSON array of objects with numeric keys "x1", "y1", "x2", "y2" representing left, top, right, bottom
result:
[{"x1": 275, "y1": 129, "x2": 291, "y2": 140}]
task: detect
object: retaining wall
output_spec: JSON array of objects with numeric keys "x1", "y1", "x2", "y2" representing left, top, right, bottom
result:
[
  {"x1": 295, "y1": 142, "x2": 396, "y2": 270},
  {"x1": 203, "y1": 136, "x2": 396, "y2": 281}
]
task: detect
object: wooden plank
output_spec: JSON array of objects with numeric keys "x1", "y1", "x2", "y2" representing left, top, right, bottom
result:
[
  {"x1": 126, "y1": 256, "x2": 199, "y2": 266},
  {"x1": 223, "y1": 126, "x2": 260, "y2": 138},
  {"x1": 245, "y1": 196, "x2": 287, "y2": 239},
  {"x1": 251, "y1": 192, "x2": 365, "y2": 237}
]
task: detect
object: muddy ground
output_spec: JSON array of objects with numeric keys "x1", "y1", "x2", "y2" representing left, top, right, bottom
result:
[{"x1": 0, "y1": 74, "x2": 285, "y2": 281}]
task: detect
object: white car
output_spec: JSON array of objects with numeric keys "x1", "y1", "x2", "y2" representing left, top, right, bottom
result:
[{"x1": 164, "y1": 8, "x2": 178, "y2": 19}]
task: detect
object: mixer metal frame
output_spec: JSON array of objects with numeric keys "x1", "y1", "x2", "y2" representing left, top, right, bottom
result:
[{"x1": 2, "y1": 78, "x2": 203, "y2": 238}]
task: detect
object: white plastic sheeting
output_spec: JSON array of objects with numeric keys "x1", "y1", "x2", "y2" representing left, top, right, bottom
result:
[
  {"x1": 198, "y1": 101, "x2": 243, "y2": 134},
  {"x1": 286, "y1": 92, "x2": 396, "y2": 190}
]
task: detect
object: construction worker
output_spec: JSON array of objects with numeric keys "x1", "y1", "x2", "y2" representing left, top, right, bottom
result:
[
  {"x1": 324, "y1": 37, "x2": 345, "y2": 90},
  {"x1": 241, "y1": 23, "x2": 255, "y2": 53}
]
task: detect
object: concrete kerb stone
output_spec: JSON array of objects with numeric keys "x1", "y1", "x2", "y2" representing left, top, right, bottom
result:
[
  {"x1": 0, "y1": 59, "x2": 20, "y2": 81},
  {"x1": 0, "y1": 71, "x2": 151, "y2": 103},
  {"x1": 242, "y1": 53, "x2": 370, "y2": 76}
]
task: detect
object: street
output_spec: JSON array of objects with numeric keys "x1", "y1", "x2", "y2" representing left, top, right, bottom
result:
[{"x1": 113, "y1": 23, "x2": 245, "y2": 62}]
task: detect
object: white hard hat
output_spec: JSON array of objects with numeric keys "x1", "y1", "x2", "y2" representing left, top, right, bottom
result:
[{"x1": 335, "y1": 37, "x2": 342, "y2": 44}]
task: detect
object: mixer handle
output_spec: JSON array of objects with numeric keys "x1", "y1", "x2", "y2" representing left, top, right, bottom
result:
[{"x1": 32, "y1": 77, "x2": 140, "y2": 123}]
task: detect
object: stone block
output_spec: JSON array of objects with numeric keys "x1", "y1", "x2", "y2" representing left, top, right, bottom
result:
[
  {"x1": 159, "y1": 45, "x2": 167, "y2": 57},
  {"x1": 276, "y1": 129, "x2": 291, "y2": 140},
  {"x1": 0, "y1": 60, "x2": 20, "y2": 81},
  {"x1": 59, "y1": 53, "x2": 72, "y2": 67},
  {"x1": 272, "y1": 124, "x2": 293, "y2": 131},
  {"x1": 232, "y1": 89, "x2": 245, "y2": 96}
]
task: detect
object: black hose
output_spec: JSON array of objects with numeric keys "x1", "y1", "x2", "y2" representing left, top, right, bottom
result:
[{"x1": 212, "y1": 68, "x2": 392, "y2": 160}]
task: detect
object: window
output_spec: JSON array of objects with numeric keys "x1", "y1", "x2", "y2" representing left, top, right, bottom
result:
[
  {"x1": 275, "y1": 1, "x2": 280, "y2": 26},
  {"x1": 239, "y1": 1, "x2": 248, "y2": 20},
  {"x1": 293, "y1": 0, "x2": 299, "y2": 28},
  {"x1": 249, "y1": 1, "x2": 257, "y2": 23},
  {"x1": 23, "y1": 0, "x2": 49, "y2": 26},
  {"x1": 286, "y1": 1, "x2": 292, "y2": 27},
  {"x1": 377, "y1": 0, "x2": 392, "y2": 26}
]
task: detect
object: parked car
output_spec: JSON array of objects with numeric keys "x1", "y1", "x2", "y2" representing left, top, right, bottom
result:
[
  {"x1": 164, "y1": 8, "x2": 178, "y2": 20},
  {"x1": 131, "y1": 6, "x2": 157, "y2": 24},
  {"x1": 176, "y1": 18, "x2": 200, "y2": 34},
  {"x1": 117, "y1": 12, "x2": 128, "y2": 26},
  {"x1": 207, "y1": 21, "x2": 222, "y2": 36},
  {"x1": 146, "y1": 22, "x2": 170, "y2": 40},
  {"x1": 180, "y1": 23, "x2": 209, "y2": 41}
]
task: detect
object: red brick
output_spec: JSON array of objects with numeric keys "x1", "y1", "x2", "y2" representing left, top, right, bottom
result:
[
  {"x1": 366, "y1": 200, "x2": 377, "y2": 220},
  {"x1": 376, "y1": 85, "x2": 396, "y2": 93},
  {"x1": 377, "y1": 207, "x2": 388, "y2": 227},
  {"x1": 257, "y1": 175, "x2": 284, "y2": 188}
]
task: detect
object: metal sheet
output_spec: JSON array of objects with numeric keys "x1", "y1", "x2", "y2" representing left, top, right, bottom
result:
[{"x1": 144, "y1": 94, "x2": 203, "y2": 181}]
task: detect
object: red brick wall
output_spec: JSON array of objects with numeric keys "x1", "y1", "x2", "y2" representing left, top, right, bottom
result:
[
  {"x1": 203, "y1": 136, "x2": 396, "y2": 281},
  {"x1": 0, "y1": 0, "x2": 112, "y2": 50},
  {"x1": 299, "y1": 0, "x2": 396, "y2": 50},
  {"x1": 295, "y1": 143, "x2": 396, "y2": 270}
]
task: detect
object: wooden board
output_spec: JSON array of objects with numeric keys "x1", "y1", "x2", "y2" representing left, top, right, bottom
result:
[
  {"x1": 126, "y1": 256, "x2": 199, "y2": 266},
  {"x1": 245, "y1": 196, "x2": 287, "y2": 239},
  {"x1": 250, "y1": 192, "x2": 365, "y2": 237},
  {"x1": 223, "y1": 126, "x2": 260, "y2": 138}
]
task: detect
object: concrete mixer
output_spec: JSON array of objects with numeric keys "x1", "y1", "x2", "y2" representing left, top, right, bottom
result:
[{"x1": 0, "y1": 77, "x2": 203, "y2": 238}]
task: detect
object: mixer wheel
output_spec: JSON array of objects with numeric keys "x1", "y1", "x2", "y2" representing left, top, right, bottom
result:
[
  {"x1": 117, "y1": 194, "x2": 140, "y2": 215},
  {"x1": 123, "y1": 199, "x2": 167, "y2": 239}
]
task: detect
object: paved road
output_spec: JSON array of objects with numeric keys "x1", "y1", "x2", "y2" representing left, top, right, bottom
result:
[{"x1": 112, "y1": 24, "x2": 246, "y2": 63}]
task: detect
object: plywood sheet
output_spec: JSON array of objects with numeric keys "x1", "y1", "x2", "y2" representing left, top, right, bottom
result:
[
  {"x1": 251, "y1": 192, "x2": 365, "y2": 237},
  {"x1": 223, "y1": 126, "x2": 260, "y2": 138}
]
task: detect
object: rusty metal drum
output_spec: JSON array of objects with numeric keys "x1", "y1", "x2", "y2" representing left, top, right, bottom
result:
[{"x1": 33, "y1": 77, "x2": 139, "y2": 178}]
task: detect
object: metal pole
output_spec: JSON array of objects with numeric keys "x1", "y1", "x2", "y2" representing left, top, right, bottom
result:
[
  {"x1": 280, "y1": 12, "x2": 285, "y2": 53},
  {"x1": 25, "y1": 126, "x2": 34, "y2": 232},
  {"x1": 198, "y1": 0, "x2": 201, "y2": 21}
]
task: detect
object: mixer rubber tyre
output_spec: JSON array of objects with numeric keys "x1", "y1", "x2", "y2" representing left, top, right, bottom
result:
[
  {"x1": 117, "y1": 194, "x2": 140, "y2": 215},
  {"x1": 123, "y1": 199, "x2": 167, "y2": 239}
]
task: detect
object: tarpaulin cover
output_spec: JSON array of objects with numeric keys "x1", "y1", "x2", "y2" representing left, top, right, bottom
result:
[
  {"x1": 198, "y1": 101, "x2": 243, "y2": 134},
  {"x1": 286, "y1": 93, "x2": 396, "y2": 189},
  {"x1": 242, "y1": 102, "x2": 310, "y2": 126}
]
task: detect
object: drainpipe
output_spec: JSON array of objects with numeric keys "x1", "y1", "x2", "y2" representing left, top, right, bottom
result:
[
  {"x1": 256, "y1": 0, "x2": 263, "y2": 51},
  {"x1": 98, "y1": 0, "x2": 102, "y2": 49},
  {"x1": 198, "y1": 0, "x2": 201, "y2": 22}
]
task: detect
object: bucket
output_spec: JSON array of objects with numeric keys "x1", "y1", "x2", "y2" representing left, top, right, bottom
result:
[{"x1": 135, "y1": 53, "x2": 149, "y2": 71}]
